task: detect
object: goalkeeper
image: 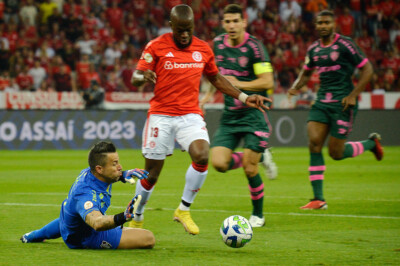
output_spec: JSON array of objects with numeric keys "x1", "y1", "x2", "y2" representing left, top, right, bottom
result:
[{"x1": 20, "y1": 141, "x2": 155, "y2": 249}]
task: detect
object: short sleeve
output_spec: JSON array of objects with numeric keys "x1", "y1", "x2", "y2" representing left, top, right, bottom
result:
[
  {"x1": 343, "y1": 39, "x2": 368, "y2": 68},
  {"x1": 136, "y1": 41, "x2": 157, "y2": 72},
  {"x1": 75, "y1": 194, "x2": 100, "y2": 222},
  {"x1": 203, "y1": 46, "x2": 219, "y2": 76}
]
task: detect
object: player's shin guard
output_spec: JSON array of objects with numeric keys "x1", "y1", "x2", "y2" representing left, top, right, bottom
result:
[
  {"x1": 309, "y1": 153, "x2": 325, "y2": 201},
  {"x1": 247, "y1": 174, "x2": 264, "y2": 218},
  {"x1": 341, "y1": 140, "x2": 375, "y2": 159},
  {"x1": 228, "y1": 152, "x2": 243, "y2": 170},
  {"x1": 135, "y1": 178, "x2": 155, "y2": 215},
  {"x1": 181, "y1": 163, "x2": 208, "y2": 206}
]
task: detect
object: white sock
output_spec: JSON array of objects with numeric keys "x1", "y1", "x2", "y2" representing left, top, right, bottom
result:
[
  {"x1": 179, "y1": 202, "x2": 190, "y2": 211},
  {"x1": 181, "y1": 165, "x2": 207, "y2": 205},
  {"x1": 135, "y1": 180, "x2": 155, "y2": 215}
]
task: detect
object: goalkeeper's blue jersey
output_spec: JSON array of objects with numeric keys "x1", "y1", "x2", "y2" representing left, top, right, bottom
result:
[{"x1": 59, "y1": 167, "x2": 112, "y2": 248}]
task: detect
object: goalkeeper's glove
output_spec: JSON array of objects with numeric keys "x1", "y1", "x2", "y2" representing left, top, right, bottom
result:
[
  {"x1": 114, "y1": 194, "x2": 142, "y2": 226},
  {"x1": 120, "y1": 169, "x2": 149, "y2": 184}
]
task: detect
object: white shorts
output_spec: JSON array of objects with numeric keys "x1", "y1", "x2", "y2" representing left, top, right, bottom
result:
[{"x1": 142, "y1": 114, "x2": 209, "y2": 160}]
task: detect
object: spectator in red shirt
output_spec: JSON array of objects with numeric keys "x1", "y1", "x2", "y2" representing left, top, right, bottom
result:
[
  {"x1": 336, "y1": 7, "x2": 355, "y2": 37},
  {"x1": 53, "y1": 64, "x2": 74, "y2": 92},
  {"x1": 16, "y1": 65, "x2": 34, "y2": 91},
  {"x1": 106, "y1": 1, "x2": 123, "y2": 39},
  {"x1": 79, "y1": 63, "x2": 101, "y2": 90},
  {"x1": 120, "y1": 58, "x2": 139, "y2": 92},
  {"x1": 356, "y1": 29, "x2": 374, "y2": 56}
]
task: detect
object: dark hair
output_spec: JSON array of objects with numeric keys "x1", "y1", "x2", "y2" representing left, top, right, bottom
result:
[
  {"x1": 88, "y1": 141, "x2": 116, "y2": 171},
  {"x1": 223, "y1": 4, "x2": 243, "y2": 19},
  {"x1": 317, "y1": 10, "x2": 335, "y2": 18}
]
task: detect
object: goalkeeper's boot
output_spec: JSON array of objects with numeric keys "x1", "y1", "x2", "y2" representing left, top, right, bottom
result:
[
  {"x1": 249, "y1": 215, "x2": 265, "y2": 228},
  {"x1": 173, "y1": 208, "x2": 199, "y2": 235},
  {"x1": 128, "y1": 214, "x2": 144, "y2": 229},
  {"x1": 261, "y1": 148, "x2": 278, "y2": 180},
  {"x1": 369, "y1": 133, "x2": 383, "y2": 161},
  {"x1": 300, "y1": 199, "x2": 328, "y2": 210},
  {"x1": 20, "y1": 231, "x2": 44, "y2": 243}
]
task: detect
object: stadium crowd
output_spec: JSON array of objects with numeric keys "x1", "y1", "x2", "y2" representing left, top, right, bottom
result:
[{"x1": 0, "y1": 0, "x2": 399, "y2": 95}]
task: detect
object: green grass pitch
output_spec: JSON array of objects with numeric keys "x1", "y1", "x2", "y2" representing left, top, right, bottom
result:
[{"x1": 0, "y1": 147, "x2": 399, "y2": 265}]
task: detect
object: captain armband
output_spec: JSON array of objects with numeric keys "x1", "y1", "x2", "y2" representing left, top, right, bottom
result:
[{"x1": 254, "y1": 62, "x2": 273, "y2": 75}]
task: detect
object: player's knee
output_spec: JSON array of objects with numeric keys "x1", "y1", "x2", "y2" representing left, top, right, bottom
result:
[
  {"x1": 243, "y1": 165, "x2": 258, "y2": 178},
  {"x1": 191, "y1": 151, "x2": 209, "y2": 166},
  {"x1": 329, "y1": 150, "x2": 343, "y2": 160},
  {"x1": 212, "y1": 161, "x2": 228, "y2": 173},
  {"x1": 141, "y1": 231, "x2": 155, "y2": 249}
]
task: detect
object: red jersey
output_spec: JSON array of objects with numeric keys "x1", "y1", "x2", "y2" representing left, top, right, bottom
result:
[{"x1": 137, "y1": 33, "x2": 219, "y2": 116}]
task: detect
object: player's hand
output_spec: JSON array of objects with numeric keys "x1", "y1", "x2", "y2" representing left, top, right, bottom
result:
[
  {"x1": 144, "y1": 70, "x2": 157, "y2": 84},
  {"x1": 287, "y1": 87, "x2": 298, "y2": 102},
  {"x1": 124, "y1": 195, "x2": 142, "y2": 221},
  {"x1": 245, "y1": 95, "x2": 272, "y2": 112},
  {"x1": 120, "y1": 169, "x2": 149, "y2": 185},
  {"x1": 341, "y1": 95, "x2": 356, "y2": 111}
]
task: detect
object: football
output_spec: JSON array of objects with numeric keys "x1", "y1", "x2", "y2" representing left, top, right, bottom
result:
[{"x1": 220, "y1": 215, "x2": 253, "y2": 248}]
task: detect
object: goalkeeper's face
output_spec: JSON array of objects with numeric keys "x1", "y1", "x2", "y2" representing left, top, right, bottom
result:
[{"x1": 97, "y1": 152, "x2": 123, "y2": 184}]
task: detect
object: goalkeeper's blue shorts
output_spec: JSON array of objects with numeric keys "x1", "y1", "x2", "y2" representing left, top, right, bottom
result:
[{"x1": 65, "y1": 226, "x2": 123, "y2": 249}]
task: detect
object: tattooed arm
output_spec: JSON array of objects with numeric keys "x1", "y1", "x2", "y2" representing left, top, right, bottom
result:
[{"x1": 85, "y1": 210, "x2": 117, "y2": 231}]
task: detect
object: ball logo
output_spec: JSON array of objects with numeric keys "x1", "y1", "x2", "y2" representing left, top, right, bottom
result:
[
  {"x1": 192, "y1": 51, "x2": 202, "y2": 62},
  {"x1": 164, "y1": 61, "x2": 173, "y2": 69},
  {"x1": 84, "y1": 201, "x2": 93, "y2": 210}
]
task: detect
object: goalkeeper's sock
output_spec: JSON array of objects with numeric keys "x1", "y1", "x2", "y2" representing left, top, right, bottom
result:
[
  {"x1": 247, "y1": 173, "x2": 264, "y2": 218},
  {"x1": 228, "y1": 152, "x2": 243, "y2": 170},
  {"x1": 341, "y1": 139, "x2": 375, "y2": 159},
  {"x1": 32, "y1": 218, "x2": 61, "y2": 241},
  {"x1": 135, "y1": 179, "x2": 155, "y2": 215},
  {"x1": 309, "y1": 152, "x2": 325, "y2": 201},
  {"x1": 181, "y1": 162, "x2": 207, "y2": 204}
]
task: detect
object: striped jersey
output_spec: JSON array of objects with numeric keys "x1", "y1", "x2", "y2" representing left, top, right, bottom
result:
[
  {"x1": 304, "y1": 33, "x2": 368, "y2": 104},
  {"x1": 213, "y1": 32, "x2": 271, "y2": 113}
]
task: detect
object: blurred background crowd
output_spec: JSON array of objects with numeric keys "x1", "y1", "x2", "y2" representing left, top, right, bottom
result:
[{"x1": 0, "y1": 0, "x2": 399, "y2": 97}]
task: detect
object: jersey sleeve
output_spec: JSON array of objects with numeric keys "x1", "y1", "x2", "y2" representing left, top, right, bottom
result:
[
  {"x1": 203, "y1": 45, "x2": 219, "y2": 76},
  {"x1": 252, "y1": 40, "x2": 273, "y2": 75},
  {"x1": 136, "y1": 41, "x2": 157, "y2": 72},
  {"x1": 75, "y1": 194, "x2": 101, "y2": 222},
  {"x1": 343, "y1": 38, "x2": 369, "y2": 68}
]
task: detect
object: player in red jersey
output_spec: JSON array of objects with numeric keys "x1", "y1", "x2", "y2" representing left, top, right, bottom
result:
[{"x1": 130, "y1": 5, "x2": 270, "y2": 235}]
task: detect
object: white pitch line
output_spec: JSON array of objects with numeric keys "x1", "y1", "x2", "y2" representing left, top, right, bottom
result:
[
  {"x1": 8, "y1": 192, "x2": 400, "y2": 202},
  {"x1": 1, "y1": 202, "x2": 400, "y2": 220}
]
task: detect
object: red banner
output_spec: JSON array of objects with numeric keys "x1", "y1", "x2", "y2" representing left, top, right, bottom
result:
[{"x1": 6, "y1": 92, "x2": 84, "y2": 110}]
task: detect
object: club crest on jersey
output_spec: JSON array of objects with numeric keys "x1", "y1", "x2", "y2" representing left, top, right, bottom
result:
[
  {"x1": 192, "y1": 51, "x2": 202, "y2": 62},
  {"x1": 330, "y1": 51, "x2": 339, "y2": 61},
  {"x1": 238, "y1": 56, "x2": 248, "y2": 67}
]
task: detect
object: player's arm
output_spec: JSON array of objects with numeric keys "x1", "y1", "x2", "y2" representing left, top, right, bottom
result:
[
  {"x1": 131, "y1": 70, "x2": 157, "y2": 87},
  {"x1": 342, "y1": 61, "x2": 373, "y2": 111},
  {"x1": 224, "y1": 62, "x2": 274, "y2": 92},
  {"x1": 85, "y1": 195, "x2": 142, "y2": 231},
  {"x1": 199, "y1": 81, "x2": 216, "y2": 111},
  {"x1": 207, "y1": 73, "x2": 271, "y2": 112},
  {"x1": 287, "y1": 68, "x2": 313, "y2": 100}
]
